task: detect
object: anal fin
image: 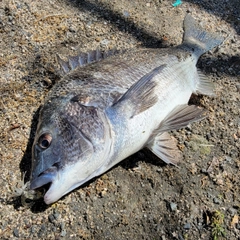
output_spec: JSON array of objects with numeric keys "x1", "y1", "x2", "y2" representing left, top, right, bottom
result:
[
  {"x1": 158, "y1": 104, "x2": 206, "y2": 133},
  {"x1": 195, "y1": 69, "x2": 215, "y2": 96},
  {"x1": 147, "y1": 132, "x2": 181, "y2": 165}
]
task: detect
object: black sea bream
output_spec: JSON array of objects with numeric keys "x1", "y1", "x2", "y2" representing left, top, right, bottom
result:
[{"x1": 29, "y1": 15, "x2": 223, "y2": 204}]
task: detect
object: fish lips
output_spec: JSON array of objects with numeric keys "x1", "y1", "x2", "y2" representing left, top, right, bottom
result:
[{"x1": 30, "y1": 166, "x2": 57, "y2": 191}]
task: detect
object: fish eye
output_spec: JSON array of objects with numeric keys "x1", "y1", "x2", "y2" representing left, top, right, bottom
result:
[{"x1": 38, "y1": 133, "x2": 52, "y2": 149}]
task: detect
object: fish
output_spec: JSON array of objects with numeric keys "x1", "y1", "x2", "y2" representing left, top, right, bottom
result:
[{"x1": 29, "y1": 15, "x2": 224, "y2": 204}]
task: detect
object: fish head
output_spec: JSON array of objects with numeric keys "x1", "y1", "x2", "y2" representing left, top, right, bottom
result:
[{"x1": 30, "y1": 97, "x2": 111, "y2": 204}]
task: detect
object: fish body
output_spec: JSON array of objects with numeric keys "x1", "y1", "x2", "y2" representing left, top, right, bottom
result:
[{"x1": 29, "y1": 15, "x2": 223, "y2": 204}]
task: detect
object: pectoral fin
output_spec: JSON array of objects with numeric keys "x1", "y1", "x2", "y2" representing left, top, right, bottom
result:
[{"x1": 110, "y1": 65, "x2": 166, "y2": 118}]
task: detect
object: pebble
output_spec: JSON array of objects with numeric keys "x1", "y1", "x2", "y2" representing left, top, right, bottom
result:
[
  {"x1": 183, "y1": 223, "x2": 191, "y2": 230},
  {"x1": 178, "y1": 234, "x2": 185, "y2": 240},
  {"x1": 60, "y1": 229, "x2": 67, "y2": 237},
  {"x1": 213, "y1": 197, "x2": 222, "y2": 204},
  {"x1": 48, "y1": 214, "x2": 55, "y2": 223},
  {"x1": 123, "y1": 10, "x2": 130, "y2": 18},
  {"x1": 236, "y1": 83, "x2": 240, "y2": 93},
  {"x1": 30, "y1": 226, "x2": 36, "y2": 234},
  {"x1": 100, "y1": 39, "x2": 109, "y2": 46},
  {"x1": 170, "y1": 202, "x2": 177, "y2": 211},
  {"x1": 13, "y1": 228, "x2": 19, "y2": 237},
  {"x1": 227, "y1": 207, "x2": 237, "y2": 216},
  {"x1": 53, "y1": 211, "x2": 60, "y2": 220},
  {"x1": 225, "y1": 156, "x2": 232, "y2": 162},
  {"x1": 197, "y1": 223, "x2": 203, "y2": 230}
]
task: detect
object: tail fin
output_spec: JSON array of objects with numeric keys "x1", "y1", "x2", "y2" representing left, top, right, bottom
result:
[{"x1": 182, "y1": 15, "x2": 224, "y2": 58}]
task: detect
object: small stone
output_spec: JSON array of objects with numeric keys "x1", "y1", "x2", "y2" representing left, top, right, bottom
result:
[
  {"x1": 236, "y1": 223, "x2": 240, "y2": 230},
  {"x1": 30, "y1": 226, "x2": 36, "y2": 234},
  {"x1": 53, "y1": 211, "x2": 60, "y2": 220},
  {"x1": 236, "y1": 83, "x2": 240, "y2": 93},
  {"x1": 197, "y1": 223, "x2": 203, "y2": 230},
  {"x1": 60, "y1": 222, "x2": 65, "y2": 230},
  {"x1": 40, "y1": 224, "x2": 46, "y2": 232},
  {"x1": 170, "y1": 202, "x2": 177, "y2": 211},
  {"x1": 225, "y1": 156, "x2": 232, "y2": 162},
  {"x1": 123, "y1": 10, "x2": 130, "y2": 17},
  {"x1": 100, "y1": 188, "x2": 108, "y2": 197},
  {"x1": 100, "y1": 39, "x2": 109, "y2": 46},
  {"x1": 227, "y1": 207, "x2": 237, "y2": 216},
  {"x1": 178, "y1": 234, "x2": 185, "y2": 240},
  {"x1": 48, "y1": 214, "x2": 55, "y2": 223},
  {"x1": 183, "y1": 222, "x2": 191, "y2": 229},
  {"x1": 13, "y1": 228, "x2": 19, "y2": 237},
  {"x1": 213, "y1": 197, "x2": 221, "y2": 204},
  {"x1": 60, "y1": 230, "x2": 67, "y2": 237},
  {"x1": 207, "y1": 192, "x2": 214, "y2": 198}
]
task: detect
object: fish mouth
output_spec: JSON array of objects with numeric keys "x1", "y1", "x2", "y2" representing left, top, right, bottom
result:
[{"x1": 30, "y1": 166, "x2": 57, "y2": 194}]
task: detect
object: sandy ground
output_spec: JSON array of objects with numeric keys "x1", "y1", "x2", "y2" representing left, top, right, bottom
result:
[{"x1": 0, "y1": 0, "x2": 240, "y2": 239}]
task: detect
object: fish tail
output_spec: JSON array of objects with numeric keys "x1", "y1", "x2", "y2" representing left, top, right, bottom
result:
[{"x1": 182, "y1": 15, "x2": 224, "y2": 58}]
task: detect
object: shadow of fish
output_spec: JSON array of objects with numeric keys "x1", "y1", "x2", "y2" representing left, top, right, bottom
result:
[{"x1": 29, "y1": 15, "x2": 224, "y2": 204}]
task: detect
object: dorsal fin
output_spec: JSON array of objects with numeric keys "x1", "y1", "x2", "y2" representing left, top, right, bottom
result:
[{"x1": 57, "y1": 49, "x2": 120, "y2": 75}]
